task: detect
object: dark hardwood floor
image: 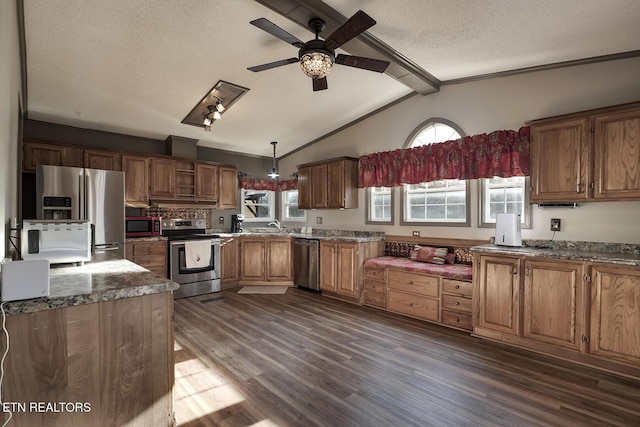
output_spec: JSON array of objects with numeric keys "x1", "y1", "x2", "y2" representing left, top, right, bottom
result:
[{"x1": 173, "y1": 288, "x2": 640, "y2": 427}]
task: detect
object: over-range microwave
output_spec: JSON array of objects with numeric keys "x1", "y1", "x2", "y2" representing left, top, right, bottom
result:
[{"x1": 125, "y1": 216, "x2": 162, "y2": 237}]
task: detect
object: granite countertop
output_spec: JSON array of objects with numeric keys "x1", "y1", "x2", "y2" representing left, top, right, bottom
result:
[
  {"x1": 471, "y1": 243, "x2": 640, "y2": 266},
  {"x1": 125, "y1": 236, "x2": 168, "y2": 242},
  {"x1": 2, "y1": 252, "x2": 179, "y2": 316},
  {"x1": 215, "y1": 229, "x2": 385, "y2": 243}
]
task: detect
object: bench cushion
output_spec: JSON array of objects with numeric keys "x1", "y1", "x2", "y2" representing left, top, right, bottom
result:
[{"x1": 364, "y1": 256, "x2": 473, "y2": 281}]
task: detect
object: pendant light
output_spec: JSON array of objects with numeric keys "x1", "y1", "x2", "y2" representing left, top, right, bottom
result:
[{"x1": 268, "y1": 141, "x2": 279, "y2": 179}]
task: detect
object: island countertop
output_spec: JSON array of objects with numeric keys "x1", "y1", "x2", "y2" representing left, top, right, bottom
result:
[{"x1": 2, "y1": 253, "x2": 179, "y2": 316}]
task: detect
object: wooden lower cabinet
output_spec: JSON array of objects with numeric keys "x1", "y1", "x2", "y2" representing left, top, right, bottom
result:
[
  {"x1": 473, "y1": 250, "x2": 640, "y2": 377},
  {"x1": 221, "y1": 236, "x2": 240, "y2": 285},
  {"x1": 239, "y1": 236, "x2": 292, "y2": 285},
  {"x1": 589, "y1": 263, "x2": 640, "y2": 366},
  {"x1": 1, "y1": 293, "x2": 174, "y2": 426},
  {"x1": 363, "y1": 267, "x2": 386, "y2": 308},
  {"x1": 126, "y1": 239, "x2": 167, "y2": 278},
  {"x1": 320, "y1": 240, "x2": 382, "y2": 302},
  {"x1": 441, "y1": 278, "x2": 474, "y2": 331}
]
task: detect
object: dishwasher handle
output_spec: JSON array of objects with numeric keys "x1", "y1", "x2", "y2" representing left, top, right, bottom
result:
[{"x1": 294, "y1": 238, "x2": 319, "y2": 247}]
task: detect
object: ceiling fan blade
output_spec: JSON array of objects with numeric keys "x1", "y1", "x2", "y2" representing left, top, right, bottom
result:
[
  {"x1": 250, "y1": 18, "x2": 305, "y2": 48},
  {"x1": 313, "y1": 77, "x2": 328, "y2": 91},
  {"x1": 324, "y1": 10, "x2": 376, "y2": 51},
  {"x1": 247, "y1": 58, "x2": 299, "y2": 72},
  {"x1": 335, "y1": 54, "x2": 390, "y2": 73}
]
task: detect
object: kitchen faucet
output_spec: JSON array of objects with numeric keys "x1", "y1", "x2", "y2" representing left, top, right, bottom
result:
[{"x1": 268, "y1": 219, "x2": 281, "y2": 231}]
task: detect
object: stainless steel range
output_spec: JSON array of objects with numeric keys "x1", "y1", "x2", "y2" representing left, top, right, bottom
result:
[{"x1": 162, "y1": 218, "x2": 221, "y2": 299}]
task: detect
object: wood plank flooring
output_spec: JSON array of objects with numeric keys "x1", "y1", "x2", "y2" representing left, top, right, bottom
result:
[{"x1": 173, "y1": 288, "x2": 640, "y2": 427}]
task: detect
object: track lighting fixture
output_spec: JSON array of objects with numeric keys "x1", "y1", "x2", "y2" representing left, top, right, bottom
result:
[{"x1": 203, "y1": 98, "x2": 225, "y2": 131}]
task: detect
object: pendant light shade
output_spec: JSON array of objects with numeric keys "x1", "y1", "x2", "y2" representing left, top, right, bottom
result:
[{"x1": 268, "y1": 141, "x2": 279, "y2": 179}]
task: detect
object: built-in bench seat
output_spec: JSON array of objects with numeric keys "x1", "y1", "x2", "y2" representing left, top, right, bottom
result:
[
  {"x1": 363, "y1": 235, "x2": 489, "y2": 332},
  {"x1": 364, "y1": 256, "x2": 473, "y2": 281}
]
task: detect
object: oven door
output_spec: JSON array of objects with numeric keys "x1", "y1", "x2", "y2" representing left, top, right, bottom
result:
[{"x1": 169, "y1": 239, "x2": 220, "y2": 284}]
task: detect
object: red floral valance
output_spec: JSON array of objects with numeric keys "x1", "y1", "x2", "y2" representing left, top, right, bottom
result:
[
  {"x1": 240, "y1": 178, "x2": 298, "y2": 191},
  {"x1": 358, "y1": 126, "x2": 530, "y2": 188}
]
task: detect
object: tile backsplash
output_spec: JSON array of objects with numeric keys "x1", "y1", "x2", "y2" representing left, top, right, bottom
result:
[{"x1": 144, "y1": 207, "x2": 212, "y2": 228}]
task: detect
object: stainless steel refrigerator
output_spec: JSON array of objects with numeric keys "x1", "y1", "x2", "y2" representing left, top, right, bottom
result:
[{"x1": 36, "y1": 164, "x2": 126, "y2": 258}]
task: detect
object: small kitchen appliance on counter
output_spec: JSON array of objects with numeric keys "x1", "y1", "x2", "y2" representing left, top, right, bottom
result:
[
  {"x1": 21, "y1": 219, "x2": 92, "y2": 264},
  {"x1": 1, "y1": 259, "x2": 50, "y2": 301},
  {"x1": 231, "y1": 213, "x2": 244, "y2": 233},
  {"x1": 495, "y1": 213, "x2": 522, "y2": 247},
  {"x1": 125, "y1": 216, "x2": 162, "y2": 237}
]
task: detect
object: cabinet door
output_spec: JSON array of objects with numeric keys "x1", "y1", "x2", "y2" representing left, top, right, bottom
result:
[
  {"x1": 218, "y1": 166, "x2": 238, "y2": 209},
  {"x1": 122, "y1": 155, "x2": 149, "y2": 207},
  {"x1": 589, "y1": 264, "x2": 640, "y2": 365},
  {"x1": 23, "y1": 141, "x2": 83, "y2": 171},
  {"x1": 319, "y1": 241, "x2": 337, "y2": 292},
  {"x1": 327, "y1": 160, "x2": 345, "y2": 208},
  {"x1": 240, "y1": 238, "x2": 266, "y2": 281},
  {"x1": 84, "y1": 149, "x2": 122, "y2": 171},
  {"x1": 266, "y1": 238, "x2": 292, "y2": 281},
  {"x1": 221, "y1": 237, "x2": 239, "y2": 283},
  {"x1": 476, "y1": 254, "x2": 520, "y2": 336},
  {"x1": 311, "y1": 164, "x2": 328, "y2": 208},
  {"x1": 149, "y1": 158, "x2": 176, "y2": 199},
  {"x1": 530, "y1": 118, "x2": 590, "y2": 202},
  {"x1": 196, "y1": 163, "x2": 219, "y2": 201},
  {"x1": 336, "y1": 242, "x2": 358, "y2": 297},
  {"x1": 297, "y1": 166, "x2": 311, "y2": 209},
  {"x1": 593, "y1": 108, "x2": 640, "y2": 200},
  {"x1": 523, "y1": 259, "x2": 584, "y2": 350}
]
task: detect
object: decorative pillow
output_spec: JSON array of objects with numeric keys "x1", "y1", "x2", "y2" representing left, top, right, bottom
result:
[
  {"x1": 409, "y1": 245, "x2": 448, "y2": 264},
  {"x1": 444, "y1": 252, "x2": 456, "y2": 264}
]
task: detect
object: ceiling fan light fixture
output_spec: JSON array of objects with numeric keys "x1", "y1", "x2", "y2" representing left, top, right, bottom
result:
[{"x1": 300, "y1": 51, "x2": 334, "y2": 79}]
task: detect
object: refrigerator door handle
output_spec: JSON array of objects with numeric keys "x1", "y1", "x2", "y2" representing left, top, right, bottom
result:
[
  {"x1": 90, "y1": 223, "x2": 96, "y2": 255},
  {"x1": 78, "y1": 174, "x2": 84, "y2": 219}
]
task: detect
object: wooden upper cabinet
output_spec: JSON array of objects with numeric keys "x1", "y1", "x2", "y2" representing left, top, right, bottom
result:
[
  {"x1": 522, "y1": 259, "x2": 584, "y2": 351},
  {"x1": 122, "y1": 155, "x2": 149, "y2": 207},
  {"x1": 149, "y1": 157, "x2": 176, "y2": 199},
  {"x1": 218, "y1": 166, "x2": 238, "y2": 209},
  {"x1": 23, "y1": 140, "x2": 83, "y2": 171},
  {"x1": 589, "y1": 263, "x2": 640, "y2": 366},
  {"x1": 530, "y1": 118, "x2": 590, "y2": 203},
  {"x1": 593, "y1": 107, "x2": 640, "y2": 200},
  {"x1": 84, "y1": 149, "x2": 122, "y2": 171},
  {"x1": 195, "y1": 163, "x2": 218, "y2": 201},
  {"x1": 529, "y1": 101, "x2": 640, "y2": 203},
  {"x1": 298, "y1": 157, "x2": 359, "y2": 209},
  {"x1": 297, "y1": 166, "x2": 311, "y2": 209}
]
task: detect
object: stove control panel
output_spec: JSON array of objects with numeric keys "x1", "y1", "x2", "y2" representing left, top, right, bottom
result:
[{"x1": 162, "y1": 218, "x2": 206, "y2": 231}]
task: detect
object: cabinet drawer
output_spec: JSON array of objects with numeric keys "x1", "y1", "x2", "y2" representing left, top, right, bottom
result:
[
  {"x1": 442, "y1": 294, "x2": 472, "y2": 313},
  {"x1": 363, "y1": 291, "x2": 386, "y2": 308},
  {"x1": 388, "y1": 290, "x2": 439, "y2": 321},
  {"x1": 388, "y1": 270, "x2": 439, "y2": 297},
  {"x1": 130, "y1": 242, "x2": 166, "y2": 255},
  {"x1": 364, "y1": 267, "x2": 387, "y2": 281},
  {"x1": 441, "y1": 310, "x2": 472, "y2": 331},
  {"x1": 443, "y1": 279, "x2": 473, "y2": 297},
  {"x1": 364, "y1": 279, "x2": 386, "y2": 293},
  {"x1": 146, "y1": 265, "x2": 168, "y2": 277},
  {"x1": 132, "y1": 254, "x2": 166, "y2": 267}
]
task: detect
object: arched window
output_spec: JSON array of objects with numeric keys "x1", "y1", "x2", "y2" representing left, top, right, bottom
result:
[{"x1": 401, "y1": 119, "x2": 470, "y2": 226}]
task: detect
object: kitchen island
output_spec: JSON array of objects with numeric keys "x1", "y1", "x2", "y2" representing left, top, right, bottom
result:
[{"x1": 0, "y1": 254, "x2": 178, "y2": 426}]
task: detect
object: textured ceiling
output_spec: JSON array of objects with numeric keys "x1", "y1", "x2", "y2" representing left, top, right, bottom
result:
[{"x1": 22, "y1": 0, "x2": 640, "y2": 158}]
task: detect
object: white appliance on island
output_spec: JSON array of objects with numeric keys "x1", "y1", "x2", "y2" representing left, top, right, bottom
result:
[{"x1": 495, "y1": 213, "x2": 522, "y2": 247}]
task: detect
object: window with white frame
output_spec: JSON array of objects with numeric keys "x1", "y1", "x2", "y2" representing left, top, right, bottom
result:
[
  {"x1": 401, "y1": 120, "x2": 470, "y2": 226},
  {"x1": 241, "y1": 189, "x2": 275, "y2": 222},
  {"x1": 282, "y1": 189, "x2": 306, "y2": 221},
  {"x1": 366, "y1": 186, "x2": 393, "y2": 224},
  {"x1": 479, "y1": 176, "x2": 531, "y2": 228}
]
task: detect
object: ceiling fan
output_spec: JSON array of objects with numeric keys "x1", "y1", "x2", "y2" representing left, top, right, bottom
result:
[{"x1": 247, "y1": 10, "x2": 390, "y2": 91}]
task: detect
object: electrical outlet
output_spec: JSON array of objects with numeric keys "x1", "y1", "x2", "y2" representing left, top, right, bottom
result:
[
  {"x1": 551, "y1": 218, "x2": 561, "y2": 231},
  {"x1": 218, "y1": 216, "x2": 224, "y2": 224},
  {"x1": 316, "y1": 216, "x2": 323, "y2": 224},
  {"x1": 412, "y1": 231, "x2": 420, "y2": 237}
]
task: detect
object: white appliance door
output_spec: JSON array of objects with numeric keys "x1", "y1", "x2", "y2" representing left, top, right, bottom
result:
[
  {"x1": 36, "y1": 165, "x2": 84, "y2": 219},
  {"x1": 84, "y1": 168, "x2": 125, "y2": 251}
]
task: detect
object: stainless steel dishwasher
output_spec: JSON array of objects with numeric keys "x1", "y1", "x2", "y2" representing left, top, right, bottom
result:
[{"x1": 293, "y1": 238, "x2": 320, "y2": 291}]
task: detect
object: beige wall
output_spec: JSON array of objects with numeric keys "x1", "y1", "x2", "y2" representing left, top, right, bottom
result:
[
  {"x1": 280, "y1": 57, "x2": 640, "y2": 243},
  {"x1": 0, "y1": 0, "x2": 22, "y2": 259}
]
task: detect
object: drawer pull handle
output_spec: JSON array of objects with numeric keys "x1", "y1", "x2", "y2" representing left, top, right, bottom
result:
[
  {"x1": 456, "y1": 318, "x2": 460, "y2": 323},
  {"x1": 409, "y1": 303, "x2": 414, "y2": 307},
  {"x1": 455, "y1": 302, "x2": 460, "y2": 306},
  {"x1": 455, "y1": 285, "x2": 460, "y2": 289},
  {"x1": 409, "y1": 281, "x2": 414, "y2": 285}
]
